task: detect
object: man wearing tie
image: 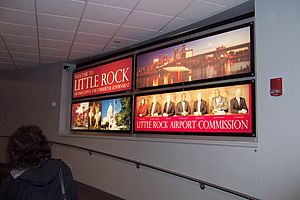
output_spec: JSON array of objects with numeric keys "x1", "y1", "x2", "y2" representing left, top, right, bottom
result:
[
  {"x1": 230, "y1": 88, "x2": 248, "y2": 114},
  {"x1": 175, "y1": 93, "x2": 191, "y2": 116},
  {"x1": 210, "y1": 89, "x2": 228, "y2": 114},
  {"x1": 149, "y1": 95, "x2": 161, "y2": 117},
  {"x1": 163, "y1": 94, "x2": 175, "y2": 116},
  {"x1": 193, "y1": 92, "x2": 208, "y2": 116}
]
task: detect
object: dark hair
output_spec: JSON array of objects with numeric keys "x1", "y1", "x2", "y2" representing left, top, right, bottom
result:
[{"x1": 8, "y1": 125, "x2": 51, "y2": 169}]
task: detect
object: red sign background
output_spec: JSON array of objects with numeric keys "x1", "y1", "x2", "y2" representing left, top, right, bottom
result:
[
  {"x1": 134, "y1": 83, "x2": 253, "y2": 135},
  {"x1": 73, "y1": 57, "x2": 132, "y2": 98},
  {"x1": 135, "y1": 114, "x2": 252, "y2": 134}
]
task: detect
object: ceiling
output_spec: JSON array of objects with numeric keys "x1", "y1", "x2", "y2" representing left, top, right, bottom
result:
[{"x1": 0, "y1": 0, "x2": 248, "y2": 72}]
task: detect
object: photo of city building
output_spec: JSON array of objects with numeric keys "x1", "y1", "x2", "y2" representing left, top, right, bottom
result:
[
  {"x1": 101, "y1": 97, "x2": 131, "y2": 130},
  {"x1": 136, "y1": 26, "x2": 251, "y2": 88},
  {"x1": 71, "y1": 102, "x2": 89, "y2": 130}
]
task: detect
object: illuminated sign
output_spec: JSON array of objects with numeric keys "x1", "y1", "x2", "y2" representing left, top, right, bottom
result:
[{"x1": 73, "y1": 57, "x2": 132, "y2": 98}]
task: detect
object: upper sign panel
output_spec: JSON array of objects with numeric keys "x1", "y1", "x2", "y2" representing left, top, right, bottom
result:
[
  {"x1": 136, "y1": 25, "x2": 252, "y2": 89},
  {"x1": 73, "y1": 57, "x2": 133, "y2": 99}
]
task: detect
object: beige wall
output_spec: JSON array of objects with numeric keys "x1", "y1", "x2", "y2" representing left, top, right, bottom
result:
[
  {"x1": 49, "y1": 63, "x2": 258, "y2": 200},
  {"x1": 50, "y1": 135, "x2": 257, "y2": 200},
  {"x1": 256, "y1": 0, "x2": 300, "y2": 199},
  {"x1": 0, "y1": 65, "x2": 62, "y2": 137}
]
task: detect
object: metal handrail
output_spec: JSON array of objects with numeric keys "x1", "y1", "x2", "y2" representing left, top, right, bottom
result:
[{"x1": 50, "y1": 141, "x2": 259, "y2": 200}]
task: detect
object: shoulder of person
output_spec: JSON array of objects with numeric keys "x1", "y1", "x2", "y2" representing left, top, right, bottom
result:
[{"x1": 45, "y1": 159, "x2": 69, "y2": 170}]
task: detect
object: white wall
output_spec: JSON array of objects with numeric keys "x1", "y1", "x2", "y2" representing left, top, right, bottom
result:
[
  {"x1": 51, "y1": 136, "x2": 257, "y2": 200},
  {"x1": 255, "y1": 0, "x2": 300, "y2": 199}
]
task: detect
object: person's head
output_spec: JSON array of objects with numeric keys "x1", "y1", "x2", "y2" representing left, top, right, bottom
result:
[
  {"x1": 235, "y1": 88, "x2": 242, "y2": 98},
  {"x1": 8, "y1": 125, "x2": 51, "y2": 169},
  {"x1": 152, "y1": 95, "x2": 156, "y2": 102},
  {"x1": 166, "y1": 94, "x2": 171, "y2": 102},
  {"x1": 181, "y1": 93, "x2": 186, "y2": 101},
  {"x1": 197, "y1": 92, "x2": 202, "y2": 100},
  {"x1": 141, "y1": 98, "x2": 145, "y2": 105},
  {"x1": 215, "y1": 89, "x2": 220, "y2": 98}
]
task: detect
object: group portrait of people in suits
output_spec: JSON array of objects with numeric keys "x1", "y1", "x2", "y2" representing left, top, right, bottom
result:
[{"x1": 137, "y1": 86, "x2": 249, "y2": 117}]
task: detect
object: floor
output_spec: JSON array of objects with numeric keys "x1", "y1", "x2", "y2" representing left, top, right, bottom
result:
[
  {"x1": 0, "y1": 163, "x2": 124, "y2": 200},
  {"x1": 76, "y1": 181, "x2": 124, "y2": 200}
]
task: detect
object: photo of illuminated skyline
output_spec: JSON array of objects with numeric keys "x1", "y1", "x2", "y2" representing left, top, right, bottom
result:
[{"x1": 136, "y1": 26, "x2": 252, "y2": 89}]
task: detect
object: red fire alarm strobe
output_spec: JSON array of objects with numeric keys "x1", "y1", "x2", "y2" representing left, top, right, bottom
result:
[{"x1": 270, "y1": 77, "x2": 283, "y2": 96}]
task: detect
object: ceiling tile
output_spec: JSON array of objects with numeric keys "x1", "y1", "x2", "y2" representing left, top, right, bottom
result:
[
  {"x1": 10, "y1": 52, "x2": 38, "y2": 60},
  {"x1": 40, "y1": 47, "x2": 69, "y2": 57},
  {"x1": 17, "y1": 64, "x2": 37, "y2": 69},
  {"x1": 0, "y1": 22, "x2": 37, "y2": 38},
  {"x1": 75, "y1": 32, "x2": 111, "y2": 46},
  {"x1": 204, "y1": 0, "x2": 248, "y2": 7},
  {"x1": 41, "y1": 60, "x2": 56, "y2": 65},
  {"x1": 72, "y1": 42, "x2": 104, "y2": 53},
  {"x1": 125, "y1": 11, "x2": 173, "y2": 30},
  {"x1": 0, "y1": 0, "x2": 35, "y2": 12},
  {"x1": 87, "y1": 0, "x2": 139, "y2": 9},
  {"x1": 38, "y1": 13, "x2": 80, "y2": 31},
  {"x1": 0, "y1": 63, "x2": 15, "y2": 71},
  {"x1": 0, "y1": 41, "x2": 7, "y2": 51},
  {"x1": 41, "y1": 55, "x2": 66, "y2": 62},
  {"x1": 0, "y1": 57, "x2": 13, "y2": 63},
  {"x1": 39, "y1": 28, "x2": 75, "y2": 41},
  {"x1": 0, "y1": 8, "x2": 36, "y2": 26},
  {"x1": 7, "y1": 44, "x2": 38, "y2": 54},
  {"x1": 116, "y1": 26, "x2": 157, "y2": 40},
  {"x1": 69, "y1": 50, "x2": 95, "y2": 60},
  {"x1": 78, "y1": 20, "x2": 120, "y2": 36},
  {"x1": 40, "y1": 38, "x2": 72, "y2": 49},
  {"x1": 14, "y1": 58, "x2": 39, "y2": 66},
  {"x1": 136, "y1": 0, "x2": 193, "y2": 16},
  {"x1": 107, "y1": 37, "x2": 139, "y2": 48},
  {"x1": 178, "y1": 0, "x2": 225, "y2": 21},
  {"x1": 155, "y1": 30, "x2": 166, "y2": 37},
  {"x1": 101, "y1": 46, "x2": 118, "y2": 54},
  {"x1": 161, "y1": 17, "x2": 195, "y2": 33},
  {"x1": 2, "y1": 34, "x2": 38, "y2": 46},
  {"x1": 37, "y1": 0, "x2": 85, "y2": 18},
  {"x1": 0, "y1": 37, "x2": 5, "y2": 44},
  {"x1": 83, "y1": 3, "x2": 130, "y2": 24},
  {"x1": 0, "y1": 51, "x2": 10, "y2": 57}
]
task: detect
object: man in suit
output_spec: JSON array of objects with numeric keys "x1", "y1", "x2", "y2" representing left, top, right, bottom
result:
[
  {"x1": 149, "y1": 95, "x2": 161, "y2": 116},
  {"x1": 210, "y1": 89, "x2": 228, "y2": 114},
  {"x1": 137, "y1": 97, "x2": 148, "y2": 117},
  {"x1": 193, "y1": 92, "x2": 208, "y2": 116},
  {"x1": 230, "y1": 88, "x2": 248, "y2": 114},
  {"x1": 163, "y1": 94, "x2": 175, "y2": 116},
  {"x1": 175, "y1": 93, "x2": 191, "y2": 116}
]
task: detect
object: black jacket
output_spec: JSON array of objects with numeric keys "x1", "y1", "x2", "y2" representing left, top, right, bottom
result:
[{"x1": 0, "y1": 159, "x2": 78, "y2": 200}]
